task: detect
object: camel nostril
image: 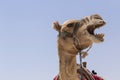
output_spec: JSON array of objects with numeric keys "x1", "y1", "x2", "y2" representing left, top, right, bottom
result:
[
  {"x1": 103, "y1": 21, "x2": 106, "y2": 24},
  {"x1": 100, "y1": 21, "x2": 106, "y2": 24}
]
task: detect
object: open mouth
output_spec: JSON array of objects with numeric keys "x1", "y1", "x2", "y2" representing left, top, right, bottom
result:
[{"x1": 87, "y1": 22, "x2": 105, "y2": 42}]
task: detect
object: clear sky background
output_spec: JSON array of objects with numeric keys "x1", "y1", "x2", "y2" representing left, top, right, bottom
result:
[{"x1": 0, "y1": 0, "x2": 119, "y2": 80}]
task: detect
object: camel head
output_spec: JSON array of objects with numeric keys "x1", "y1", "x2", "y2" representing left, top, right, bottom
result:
[{"x1": 53, "y1": 14, "x2": 106, "y2": 52}]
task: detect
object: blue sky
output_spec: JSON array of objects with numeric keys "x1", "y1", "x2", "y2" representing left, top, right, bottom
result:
[{"x1": 0, "y1": 0, "x2": 120, "y2": 80}]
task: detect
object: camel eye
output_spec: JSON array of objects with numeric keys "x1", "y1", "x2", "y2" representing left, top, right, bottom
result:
[{"x1": 67, "y1": 23, "x2": 74, "y2": 27}]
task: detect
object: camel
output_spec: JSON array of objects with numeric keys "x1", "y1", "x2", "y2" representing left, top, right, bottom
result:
[{"x1": 53, "y1": 14, "x2": 106, "y2": 80}]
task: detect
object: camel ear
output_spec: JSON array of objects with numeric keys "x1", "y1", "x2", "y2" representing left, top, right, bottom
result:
[{"x1": 53, "y1": 21, "x2": 61, "y2": 32}]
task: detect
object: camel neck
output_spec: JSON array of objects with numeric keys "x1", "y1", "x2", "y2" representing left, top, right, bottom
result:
[{"x1": 58, "y1": 47, "x2": 79, "y2": 80}]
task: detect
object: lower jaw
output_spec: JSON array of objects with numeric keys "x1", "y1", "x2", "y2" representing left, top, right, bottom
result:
[{"x1": 90, "y1": 36, "x2": 104, "y2": 43}]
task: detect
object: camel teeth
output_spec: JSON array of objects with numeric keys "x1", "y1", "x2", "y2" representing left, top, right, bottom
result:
[
  {"x1": 100, "y1": 34, "x2": 104, "y2": 37},
  {"x1": 95, "y1": 33, "x2": 104, "y2": 38}
]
